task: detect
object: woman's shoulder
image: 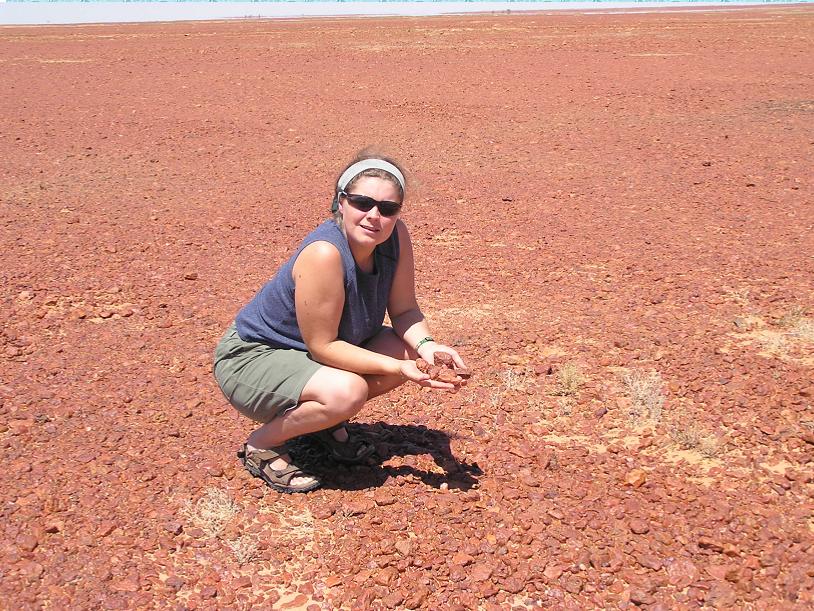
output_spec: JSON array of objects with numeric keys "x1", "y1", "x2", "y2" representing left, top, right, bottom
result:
[
  {"x1": 292, "y1": 222, "x2": 346, "y2": 270},
  {"x1": 299, "y1": 238, "x2": 342, "y2": 263},
  {"x1": 292, "y1": 239, "x2": 344, "y2": 285}
]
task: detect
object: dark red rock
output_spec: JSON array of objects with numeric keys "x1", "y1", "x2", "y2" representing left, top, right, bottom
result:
[
  {"x1": 381, "y1": 591, "x2": 404, "y2": 608},
  {"x1": 450, "y1": 552, "x2": 474, "y2": 567},
  {"x1": 470, "y1": 563, "x2": 493, "y2": 582},
  {"x1": 699, "y1": 537, "x2": 725, "y2": 553},
  {"x1": 164, "y1": 521, "x2": 183, "y2": 536},
  {"x1": 666, "y1": 559, "x2": 699, "y2": 589},
  {"x1": 404, "y1": 586, "x2": 429, "y2": 609},
  {"x1": 637, "y1": 554, "x2": 663, "y2": 571},
  {"x1": 233, "y1": 576, "x2": 252, "y2": 589},
  {"x1": 373, "y1": 491, "x2": 396, "y2": 506},
  {"x1": 200, "y1": 585, "x2": 218, "y2": 599},
  {"x1": 312, "y1": 505, "x2": 336, "y2": 520},
  {"x1": 630, "y1": 588, "x2": 656, "y2": 605},
  {"x1": 707, "y1": 581, "x2": 738, "y2": 608},
  {"x1": 16, "y1": 533, "x2": 38, "y2": 552},
  {"x1": 629, "y1": 519, "x2": 650, "y2": 535}
]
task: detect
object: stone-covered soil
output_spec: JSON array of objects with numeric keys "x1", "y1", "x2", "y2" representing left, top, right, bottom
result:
[{"x1": 2, "y1": 6, "x2": 813, "y2": 609}]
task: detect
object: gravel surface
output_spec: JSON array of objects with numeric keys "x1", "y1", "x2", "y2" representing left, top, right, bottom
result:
[{"x1": 2, "y1": 6, "x2": 813, "y2": 609}]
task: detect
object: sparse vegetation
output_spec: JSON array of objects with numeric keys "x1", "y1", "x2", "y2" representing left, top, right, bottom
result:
[
  {"x1": 182, "y1": 487, "x2": 240, "y2": 538},
  {"x1": 733, "y1": 307, "x2": 814, "y2": 359},
  {"x1": 551, "y1": 363, "x2": 583, "y2": 397},
  {"x1": 499, "y1": 368, "x2": 526, "y2": 392},
  {"x1": 758, "y1": 332, "x2": 789, "y2": 355},
  {"x1": 621, "y1": 369, "x2": 665, "y2": 423},
  {"x1": 777, "y1": 305, "x2": 807, "y2": 329},
  {"x1": 670, "y1": 424, "x2": 722, "y2": 458},
  {"x1": 226, "y1": 535, "x2": 259, "y2": 565},
  {"x1": 557, "y1": 396, "x2": 574, "y2": 416},
  {"x1": 489, "y1": 368, "x2": 528, "y2": 409},
  {"x1": 788, "y1": 317, "x2": 814, "y2": 343},
  {"x1": 775, "y1": 306, "x2": 814, "y2": 342}
]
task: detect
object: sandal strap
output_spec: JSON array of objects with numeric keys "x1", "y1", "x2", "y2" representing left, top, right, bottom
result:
[
  {"x1": 312, "y1": 427, "x2": 374, "y2": 462},
  {"x1": 250, "y1": 447, "x2": 287, "y2": 462},
  {"x1": 239, "y1": 443, "x2": 288, "y2": 462},
  {"x1": 241, "y1": 444, "x2": 319, "y2": 489},
  {"x1": 262, "y1": 463, "x2": 310, "y2": 486}
]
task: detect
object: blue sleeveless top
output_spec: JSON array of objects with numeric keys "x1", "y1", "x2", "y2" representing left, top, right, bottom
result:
[{"x1": 235, "y1": 219, "x2": 400, "y2": 350}]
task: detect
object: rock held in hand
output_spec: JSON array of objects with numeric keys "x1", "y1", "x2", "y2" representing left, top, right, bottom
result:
[{"x1": 415, "y1": 354, "x2": 471, "y2": 387}]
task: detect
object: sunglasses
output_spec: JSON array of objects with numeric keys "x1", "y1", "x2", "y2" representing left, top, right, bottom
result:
[{"x1": 339, "y1": 191, "x2": 402, "y2": 218}]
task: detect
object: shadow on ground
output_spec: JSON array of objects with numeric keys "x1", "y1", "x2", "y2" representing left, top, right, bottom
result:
[{"x1": 290, "y1": 421, "x2": 483, "y2": 492}]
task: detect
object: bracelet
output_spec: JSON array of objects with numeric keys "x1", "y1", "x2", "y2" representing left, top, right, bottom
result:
[{"x1": 415, "y1": 336, "x2": 434, "y2": 351}]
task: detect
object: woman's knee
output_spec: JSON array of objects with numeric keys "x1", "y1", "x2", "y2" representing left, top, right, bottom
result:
[
  {"x1": 329, "y1": 372, "x2": 369, "y2": 415},
  {"x1": 303, "y1": 368, "x2": 368, "y2": 417}
]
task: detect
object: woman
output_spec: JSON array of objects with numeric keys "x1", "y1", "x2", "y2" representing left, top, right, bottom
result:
[{"x1": 214, "y1": 152, "x2": 466, "y2": 493}]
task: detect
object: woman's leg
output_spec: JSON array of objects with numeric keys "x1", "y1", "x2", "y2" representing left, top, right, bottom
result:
[
  {"x1": 248, "y1": 366, "x2": 368, "y2": 447},
  {"x1": 246, "y1": 327, "x2": 412, "y2": 481},
  {"x1": 246, "y1": 366, "x2": 369, "y2": 483},
  {"x1": 251, "y1": 326, "x2": 413, "y2": 448}
]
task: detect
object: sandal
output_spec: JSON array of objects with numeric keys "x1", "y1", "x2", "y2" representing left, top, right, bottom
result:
[
  {"x1": 237, "y1": 444, "x2": 321, "y2": 494},
  {"x1": 310, "y1": 422, "x2": 375, "y2": 464}
]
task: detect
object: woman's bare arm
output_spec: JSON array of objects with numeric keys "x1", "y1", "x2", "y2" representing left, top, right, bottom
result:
[{"x1": 293, "y1": 240, "x2": 404, "y2": 376}]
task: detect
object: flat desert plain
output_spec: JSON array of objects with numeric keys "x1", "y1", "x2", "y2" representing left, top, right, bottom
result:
[{"x1": 1, "y1": 6, "x2": 813, "y2": 609}]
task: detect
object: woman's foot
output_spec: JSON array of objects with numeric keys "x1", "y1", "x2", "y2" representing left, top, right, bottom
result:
[
  {"x1": 311, "y1": 422, "x2": 375, "y2": 464},
  {"x1": 238, "y1": 444, "x2": 321, "y2": 493}
]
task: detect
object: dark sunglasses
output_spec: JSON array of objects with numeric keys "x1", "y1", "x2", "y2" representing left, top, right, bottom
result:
[{"x1": 339, "y1": 191, "x2": 402, "y2": 217}]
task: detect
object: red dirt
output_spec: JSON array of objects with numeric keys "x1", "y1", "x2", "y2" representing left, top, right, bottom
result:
[{"x1": 2, "y1": 6, "x2": 813, "y2": 609}]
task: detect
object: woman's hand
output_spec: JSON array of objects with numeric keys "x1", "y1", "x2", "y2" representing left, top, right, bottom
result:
[
  {"x1": 398, "y1": 359, "x2": 458, "y2": 391},
  {"x1": 418, "y1": 343, "x2": 467, "y2": 371}
]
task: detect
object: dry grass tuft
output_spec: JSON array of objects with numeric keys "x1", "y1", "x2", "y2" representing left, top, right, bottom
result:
[
  {"x1": 777, "y1": 306, "x2": 814, "y2": 342},
  {"x1": 557, "y1": 396, "x2": 575, "y2": 417},
  {"x1": 777, "y1": 305, "x2": 807, "y2": 328},
  {"x1": 500, "y1": 368, "x2": 527, "y2": 392},
  {"x1": 226, "y1": 535, "x2": 259, "y2": 566},
  {"x1": 275, "y1": 509, "x2": 317, "y2": 542},
  {"x1": 670, "y1": 424, "x2": 722, "y2": 458},
  {"x1": 182, "y1": 487, "x2": 240, "y2": 538},
  {"x1": 551, "y1": 363, "x2": 583, "y2": 397},
  {"x1": 621, "y1": 369, "x2": 665, "y2": 423},
  {"x1": 489, "y1": 368, "x2": 528, "y2": 409},
  {"x1": 790, "y1": 319, "x2": 814, "y2": 343}
]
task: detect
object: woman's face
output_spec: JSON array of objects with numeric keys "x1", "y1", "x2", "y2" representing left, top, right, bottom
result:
[{"x1": 338, "y1": 175, "x2": 402, "y2": 251}]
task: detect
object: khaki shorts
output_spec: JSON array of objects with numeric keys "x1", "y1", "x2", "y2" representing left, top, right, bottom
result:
[{"x1": 213, "y1": 322, "x2": 323, "y2": 423}]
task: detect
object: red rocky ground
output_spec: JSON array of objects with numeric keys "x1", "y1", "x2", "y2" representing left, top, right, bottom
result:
[{"x1": 2, "y1": 6, "x2": 813, "y2": 609}]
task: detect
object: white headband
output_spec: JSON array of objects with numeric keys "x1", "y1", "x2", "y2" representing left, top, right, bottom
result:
[{"x1": 337, "y1": 159, "x2": 406, "y2": 192}]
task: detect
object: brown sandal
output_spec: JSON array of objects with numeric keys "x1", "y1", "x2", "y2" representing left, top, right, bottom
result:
[
  {"x1": 310, "y1": 422, "x2": 375, "y2": 464},
  {"x1": 237, "y1": 444, "x2": 321, "y2": 494}
]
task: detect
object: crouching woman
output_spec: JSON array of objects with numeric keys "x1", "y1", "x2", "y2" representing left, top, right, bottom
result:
[{"x1": 213, "y1": 152, "x2": 466, "y2": 493}]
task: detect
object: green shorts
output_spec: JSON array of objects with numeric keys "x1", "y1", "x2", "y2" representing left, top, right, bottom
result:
[{"x1": 213, "y1": 322, "x2": 323, "y2": 423}]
